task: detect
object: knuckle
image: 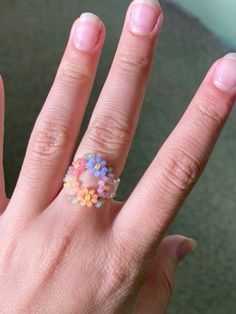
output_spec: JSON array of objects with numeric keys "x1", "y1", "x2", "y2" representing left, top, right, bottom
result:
[
  {"x1": 86, "y1": 114, "x2": 132, "y2": 158},
  {"x1": 58, "y1": 59, "x2": 90, "y2": 83},
  {"x1": 117, "y1": 48, "x2": 152, "y2": 76},
  {"x1": 160, "y1": 148, "x2": 202, "y2": 192},
  {"x1": 32, "y1": 119, "x2": 70, "y2": 159}
]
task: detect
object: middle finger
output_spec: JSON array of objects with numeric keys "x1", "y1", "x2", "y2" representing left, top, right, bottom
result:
[{"x1": 76, "y1": 0, "x2": 163, "y2": 177}]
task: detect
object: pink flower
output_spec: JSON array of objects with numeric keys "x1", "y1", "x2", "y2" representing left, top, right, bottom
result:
[
  {"x1": 63, "y1": 174, "x2": 80, "y2": 195},
  {"x1": 68, "y1": 157, "x2": 87, "y2": 176}
]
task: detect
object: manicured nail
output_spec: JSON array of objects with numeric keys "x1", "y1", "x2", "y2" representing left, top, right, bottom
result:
[
  {"x1": 129, "y1": 0, "x2": 161, "y2": 36},
  {"x1": 74, "y1": 13, "x2": 103, "y2": 51},
  {"x1": 213, "y1": 53, "x2": 236, "y2": 92},
  {"x1": 176, "y1": 238, "x2": 198, "y2": 262}
]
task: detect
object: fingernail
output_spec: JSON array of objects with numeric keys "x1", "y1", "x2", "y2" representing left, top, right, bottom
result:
[
  {"x1": 213, "y1": 53, "x2": 236, "y2": 92},
  {"x1": 74, "y1": 13, "x2": 103, "y2": 51},
  {"x1": 176, "y1": 238, "x2": 198, "y2": 262},
  {"x1": 129, "y1": 0, "x2": 161, "y2": 36}
]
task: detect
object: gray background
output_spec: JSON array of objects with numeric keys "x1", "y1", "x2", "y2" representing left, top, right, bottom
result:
[{"x1": 0, "y1": 1, "x2": 235, "y2": 313}]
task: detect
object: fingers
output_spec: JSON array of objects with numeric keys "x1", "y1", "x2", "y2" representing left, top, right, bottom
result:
[
  {"x1": 0, "y1": 77, "x2": 8, "y2": 213},
  {"x1": 76, "y1": 0, "x2": 163, "y2": 177},
  {"x1": 8, "y1": 14, "x2": 105, "y2": 215},
  {"x1": 114, "y1": 53, "x2": 236, "y2": 253},
  {"x1": 133, "y1": 235, "x2": 197, "y2": 314}
]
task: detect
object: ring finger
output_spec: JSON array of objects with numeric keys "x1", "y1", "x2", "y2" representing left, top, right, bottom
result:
[{"x1": 8, "y1": 13, "x2": 105, "y2": 218}]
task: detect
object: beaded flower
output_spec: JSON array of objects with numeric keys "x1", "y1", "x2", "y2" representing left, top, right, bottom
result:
[
  {"x1": 77, "y1": 188, "x2": 99, "y2": 207},
  {"x1": 86, "y1": 156, "x2": 108, "y2": 177},
  {"x1": 68, "y1": 157, "x2": 87, "y2": 176},
  {"x1": 63, "y1": 153, "x2": 120, "y2": 208},
  {"x1": 97, "y1": 176, "x2": 115, "y2": 199},
  {"x1": 63, "y1": 174, "x2": 79, "y2": 195}
]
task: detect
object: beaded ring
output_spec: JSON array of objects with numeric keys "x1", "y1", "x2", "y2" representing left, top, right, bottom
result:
[{"x1": 63, "y1": 153, "x2": 120, "y2": 208}]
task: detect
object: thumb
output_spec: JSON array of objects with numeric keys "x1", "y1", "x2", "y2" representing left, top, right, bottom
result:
[{"x1": 133, "y1": 235, "x2": 197, "y2": 314}]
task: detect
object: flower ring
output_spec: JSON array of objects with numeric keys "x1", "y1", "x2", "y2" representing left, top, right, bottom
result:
[{"x1": 63, "y1": 153, "x2": 120, "y2": 208}]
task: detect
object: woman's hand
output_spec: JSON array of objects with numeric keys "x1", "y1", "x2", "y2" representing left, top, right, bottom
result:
[{"x1": 0, "y1": 0, "x2": 235, "y2": 313}]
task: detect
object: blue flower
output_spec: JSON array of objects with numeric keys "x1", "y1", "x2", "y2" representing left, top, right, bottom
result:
[{"x1": 86, "y1": 156, "x2": 108, "y2": 177}]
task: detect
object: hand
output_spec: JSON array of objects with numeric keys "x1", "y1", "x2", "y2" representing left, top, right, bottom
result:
[{"x1": 0, "y1": 0, "x2": 235, "y2": 313}]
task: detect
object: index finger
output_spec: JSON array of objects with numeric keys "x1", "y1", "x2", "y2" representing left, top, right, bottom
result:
[{"x1": 113, "y1": 54, "x2": 236, "y2": 253}]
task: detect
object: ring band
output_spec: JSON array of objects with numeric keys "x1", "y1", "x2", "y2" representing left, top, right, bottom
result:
[{"x1": 63, "y1": 153, "x2": 120, "y2": 208}]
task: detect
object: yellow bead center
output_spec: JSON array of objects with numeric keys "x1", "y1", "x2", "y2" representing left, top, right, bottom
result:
[
  {"x1": 94, "y1": 163, "x2": 101, "y2": 170},
  {"x1": 74, "y1": 162, "x2": 80, "y2": 169},
  {"x1": 104, "y1": 185, "x2": 110, "y2": 192},
  {"x1": 84, "y1": 193, "x2": 91, "y2": 202},
  {"x1": 67, "y1": 180, "x2": 73, "y2": 188}
]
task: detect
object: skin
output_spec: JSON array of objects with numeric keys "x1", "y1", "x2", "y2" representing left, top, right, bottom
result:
[{"x1": 0, "y1": 1, "x2": 235, "y2": 313}]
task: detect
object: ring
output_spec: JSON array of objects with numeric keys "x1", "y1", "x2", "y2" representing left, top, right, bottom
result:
[{"x1": 63, "y1": 153, "x2": 120, "y2": 208}]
